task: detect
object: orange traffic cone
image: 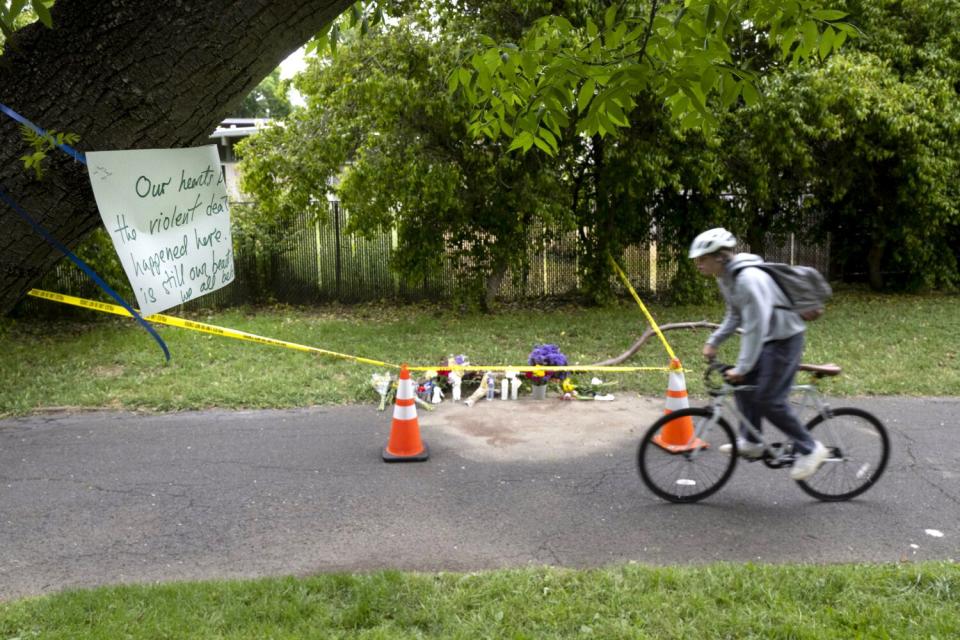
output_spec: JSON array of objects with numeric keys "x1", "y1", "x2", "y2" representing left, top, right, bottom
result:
[
  {"x1": 652, "y1": 359, "x2": 706, "y2": 453},
  {"x1": 383, "y1": 364, "x2": 429, "y2": 462}
]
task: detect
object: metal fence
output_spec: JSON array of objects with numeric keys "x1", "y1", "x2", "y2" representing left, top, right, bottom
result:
[{"x1": 21, "y1": 202, "x2": 830, "y2": 315}]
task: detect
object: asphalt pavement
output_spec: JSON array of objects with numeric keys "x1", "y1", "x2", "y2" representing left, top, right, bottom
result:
[{"x1": 1, "y1": 396, "x2": 957, "y2": 601}]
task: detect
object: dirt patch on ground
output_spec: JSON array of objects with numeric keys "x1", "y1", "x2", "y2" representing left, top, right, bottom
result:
[{"x1": 418, "y1": 395, "x2": 663, "y2": 462}]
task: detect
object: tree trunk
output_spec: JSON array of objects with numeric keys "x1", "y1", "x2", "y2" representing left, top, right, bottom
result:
[
  {"x1": 744, "y1": 214, "x2": 768, "y2": 257},
  {"x1": 0, "y1": 0, "x2": 354, "y2": 315},
  {"x1": 483, "y1": 259, "x2": 509, "y2": 312},
  {"x1": 867, "y1": 239, "x2": 885, "y2": 290}
]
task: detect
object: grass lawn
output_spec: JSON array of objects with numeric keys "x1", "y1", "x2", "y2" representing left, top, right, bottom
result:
[
  {"x1": 1, "y1": 289, "x2": 958, "y2": 415},
  {"x1": 1, "y1": 564, "x2": 958, "y2": 639}
]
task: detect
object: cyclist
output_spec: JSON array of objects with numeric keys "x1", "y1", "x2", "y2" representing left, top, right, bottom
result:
[{"x1": 689, "y1": 227, "x2": 828, "y2": 480}]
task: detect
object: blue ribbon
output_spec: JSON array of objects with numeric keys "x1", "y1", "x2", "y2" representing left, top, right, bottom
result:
[
  {"x1": 1, "y1": 102, "x2": 87, "y2": 164},
  {"x1": 1, "y1": 103, "x2": 170, "y2": 361}
]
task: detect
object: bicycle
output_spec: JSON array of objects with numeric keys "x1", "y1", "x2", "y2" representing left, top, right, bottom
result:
[{"x1": 637, "y1": 361, "x2": 890, "y2": 503}]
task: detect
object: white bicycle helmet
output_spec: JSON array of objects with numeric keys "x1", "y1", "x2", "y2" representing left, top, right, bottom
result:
[{"x1": 688, "y1": 227, "x2": 737, "y2": 258}]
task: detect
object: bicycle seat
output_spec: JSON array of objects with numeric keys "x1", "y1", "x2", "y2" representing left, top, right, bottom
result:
[{"x1": 799, "y1": 363, "x2": 842, "y2": 377}]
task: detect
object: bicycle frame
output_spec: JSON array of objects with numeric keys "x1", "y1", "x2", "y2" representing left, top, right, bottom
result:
[{"x1": 695, "y1": 381, "x2": 834, "y2": 463}]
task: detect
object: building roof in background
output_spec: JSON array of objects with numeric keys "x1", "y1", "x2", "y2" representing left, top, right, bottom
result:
[{"x1": 210, "y1": 118, "x2": 273, "y2": 139}]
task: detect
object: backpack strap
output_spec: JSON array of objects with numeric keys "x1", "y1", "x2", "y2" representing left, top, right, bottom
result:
[{"x1": 730, "y1": 264, "x2": 794, "y2": 309}]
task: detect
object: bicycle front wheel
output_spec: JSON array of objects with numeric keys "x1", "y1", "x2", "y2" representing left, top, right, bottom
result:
[
  {"x1": 638, "y1": 407, "x2": 737, "y2": 503},
  {"x1": 796, "y1": 407, "x2": 890, "y2": 501}
]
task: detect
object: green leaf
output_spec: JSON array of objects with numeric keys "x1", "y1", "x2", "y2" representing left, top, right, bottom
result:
[
  {"x1": 699, "y1": 66, "x2": 718, "y2": 96},
  {"x1": 483, "y1": 47, "x2": 502, "y2": 70},
  {"x1": 458, "y1": 67, "x2": 472, "y2": 90},
  {"x1": 605, "y1": 101, "x2": 629, "y2": 127},
  {"x1": 780, "y1": 25, "x2": 797, "y2": 60},
  {"x1": 329, "y1": 24, "x2": 340, "y2": 55},
  {"x1": 31, "y1": 0, "x2": 52, "y2": 28},
  {"x1": 476, "y1": 69, "x2": 491, "y2": 93},
  {"x1": 554, "y1": 16, "x2": 574, "y2": 34},
  {"x1": 672, "y1": 6, "x2": 687, "y2": 28},
  {"x1": 586, "y1": 17, "x2": 599, "y2": 40},
  {"x1": 811, "y1": 9, "x2": 848, "y2": 21},
  {"x1": 577, "y1": 79, "x2": 595, "y2": 114},
  {"x1": 801, "y1": 20, "x2": 819, "y2": 47},
  {"x1": 10, "y1": 0, "x2": 29, "y2": 21},
  {"x1": 681, "y1": 110, "x2": 700, "y2": 130},
  {"x1": 448, "y1": 68, "x2": 460, "y2": 94},
  {"x1": 539, "y1": 128, "x2": 558, "y2": 153},
  {"x1": 533, "y1": 135, "x2": 554, "y2": 155},
  {"x1": 720, "y1": 76, "x2": 741, "y2": 109},
  {"x1": 605, "y1": 23, "x2": 626, "y2": 49},
  {"x1": 604, "y1": 5, "x2": 618, "y2": 31},
  {"x1": 741, "y1": 81, "x2": 760, "y2": 107},
  {"x1": 834, "y1": 29, "x2": 847, "y2": 49},
  {"x1": 623, "y1": 25, "x2": 645, "y2": 44},
  {"x1": 470, "y1": 52, "x2": 486, "y2": 72},
  {"x1": 521, "y1": 52, "x2": 539, "y2": 78},
  {"x1": 819, "y1": 26, "x2": 835, "y2": 59},
  {"x1": 507, "y1": 131, "x2": 534, "y2": 153}
]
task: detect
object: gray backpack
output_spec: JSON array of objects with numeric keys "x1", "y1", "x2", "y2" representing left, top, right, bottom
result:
[{"x1": 733, "y1": 263, "x2": 832, "y2": 321}]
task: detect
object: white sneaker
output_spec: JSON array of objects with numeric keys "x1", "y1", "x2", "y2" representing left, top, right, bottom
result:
[
  {"x1": 719, "y1": 438, "x2": 765, "y2": 459},
  {"x1": 791, "y1": 441, "x2": 829, "y2": 480}
]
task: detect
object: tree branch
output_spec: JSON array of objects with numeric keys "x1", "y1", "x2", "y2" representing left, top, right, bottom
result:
[{"x1": 590, "y1": 320, "x2": 743, "y2": 366}]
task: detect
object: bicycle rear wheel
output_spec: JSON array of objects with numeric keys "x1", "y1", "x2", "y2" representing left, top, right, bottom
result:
[
  {"x1": 638, "y1": 407, "x2": 737, "y2": 503},
  {"x1": 795, "y1": 407, "x2": 890, "y2": 501}
]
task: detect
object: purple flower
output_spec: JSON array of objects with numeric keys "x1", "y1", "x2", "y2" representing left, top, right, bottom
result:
[{"x1": 527, "y1": 343, "x2": 569, "y2": 384}]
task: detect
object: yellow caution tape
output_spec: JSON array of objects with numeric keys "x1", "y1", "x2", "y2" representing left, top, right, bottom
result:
[
  {"x1": 408, "y1": 364, "x2": 670, "y2": 373},
  {"x1": 28, "y1": 289, "x2": 675, "y2": 373},
  {"x1": 608, "y1": 256, "x2": 679, "y2": 366},
  {"x1": 28, "y1": 289, "x2": 400, "y2": 368}
]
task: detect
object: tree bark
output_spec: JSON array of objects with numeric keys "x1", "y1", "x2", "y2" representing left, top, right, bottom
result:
[
  {"x1": 0, "y1": 0, "x2": 354, "y2": 315},
  {"x1": 483, "y1": 258, "x2": 509, "y2": 312},
  {"x1": 867, "y1": 239, "x2": 885, "y2": 290}
]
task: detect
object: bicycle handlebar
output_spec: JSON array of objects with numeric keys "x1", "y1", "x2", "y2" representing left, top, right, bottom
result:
[{"x1": 703, "y1": 359, "x2": 734, "y2": 392}]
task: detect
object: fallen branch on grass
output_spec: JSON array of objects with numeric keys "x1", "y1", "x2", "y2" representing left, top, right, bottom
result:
[{"x1": 591, "y1": 321, "x2": 742, "y2": 367}]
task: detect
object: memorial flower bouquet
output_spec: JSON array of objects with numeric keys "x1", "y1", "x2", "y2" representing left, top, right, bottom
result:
[
  {"x1": 526, "y1": 343, "x2": 568, "y2": 385},
  {"x1": 437, "y1": 354, "x2": 470, "y2": 380}
]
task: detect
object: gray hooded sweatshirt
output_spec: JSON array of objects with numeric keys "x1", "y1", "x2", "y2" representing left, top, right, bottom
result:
[{"x1": 707, "y1": 253, "x2": 807, "y2": 375}]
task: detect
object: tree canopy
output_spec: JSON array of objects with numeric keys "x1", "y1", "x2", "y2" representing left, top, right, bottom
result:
[
  {"x1": 3, "y1": 0, "x2": 956, "y2": 317},
  {"x1": 239, "y1": 10, "x2": 570, "y2": 309},
  {"x1": 457, "y1": 0, "x2": 855, "y2": 148},
  {"x1": 234, "y1": 0, "x2": 960, "y2": 306},
  {"x1": 720, "y1": 0, "x2": 960, "y2": 289},
  {"x1": 236, "y1": 69, "x2": 294, "y2": 120}
]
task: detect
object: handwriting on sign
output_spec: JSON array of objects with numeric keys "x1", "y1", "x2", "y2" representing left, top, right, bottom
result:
[{"x1": 86, "y1": 146, "x2": 234, "y2": 316}]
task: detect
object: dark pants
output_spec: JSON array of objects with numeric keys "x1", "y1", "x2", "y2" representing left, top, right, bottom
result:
[{"x1": 735, "y1": 333, "x2": 816, "y2": 455}]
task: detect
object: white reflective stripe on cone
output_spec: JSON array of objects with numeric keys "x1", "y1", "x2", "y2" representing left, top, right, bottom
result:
[
  {"x1": 396, "y1": 377, "x2": 415, "y2": 398},
  {"x1": 392, "y1": 404, "x2": 417, "y2": 421},
  {"x1": 665, "y1": 396, "x2": 689, "y2": 412},
  {"x1": 668, "y1": 371, "x2": 687, "y2": 392}
]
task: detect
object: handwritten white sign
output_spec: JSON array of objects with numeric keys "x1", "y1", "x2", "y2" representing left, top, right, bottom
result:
[{"x1": 86, "y1": 146, "x2": 234, "y2": 316}]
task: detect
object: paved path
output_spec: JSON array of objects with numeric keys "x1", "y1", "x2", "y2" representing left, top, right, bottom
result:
[{"x1": 1, "y1": 396, "x2": 957, "y2": 600}]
